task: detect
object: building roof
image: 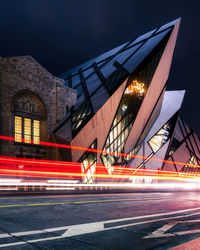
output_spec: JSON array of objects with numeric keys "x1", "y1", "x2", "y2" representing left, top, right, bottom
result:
[{"x1": 56, "y1": 18, "x2": 180, "y2": 138}]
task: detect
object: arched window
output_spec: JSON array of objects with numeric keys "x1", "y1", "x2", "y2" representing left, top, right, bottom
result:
[{"x1": 12, "y1": 93, "x2": 46, "y2": 144}]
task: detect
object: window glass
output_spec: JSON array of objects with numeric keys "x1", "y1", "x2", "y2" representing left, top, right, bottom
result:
[
  {"x1": 79, "y1": 140, "x2": 97, "y2": 184},
  {"x1": 24, "y1": 118, "x2": 31, "y2": 143},
  {"x1": 100, "y1": 37, "x2": 168, "y2": 172},
  {"x1": 181, "y1": 155, "x2": 199, "y2": 173},
  {"x1": 33, "y1": 120, "x2": 40, "y2": 144},
  {"x1": 148, "y1": 113, "x2": 177, "y2": 154},
  {"x1": 14, "y1": 116, "x2": 22, "y2": 142},
  {"x1": 14, "y1": 116, "x2": 40, "y2": 145}
]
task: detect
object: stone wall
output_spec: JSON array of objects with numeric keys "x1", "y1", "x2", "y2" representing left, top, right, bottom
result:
[{"x1": 0, "y1": 55, "x2": 76, "y2": 160}]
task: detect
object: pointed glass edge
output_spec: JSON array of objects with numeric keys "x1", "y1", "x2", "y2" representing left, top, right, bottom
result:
[{"x1": 155, "y1": 18, "x2": 180, "y2": 34}]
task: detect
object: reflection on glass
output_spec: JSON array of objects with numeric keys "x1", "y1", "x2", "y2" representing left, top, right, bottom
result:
[
  {"x1": 79, "y1": 140, "x2": 97, "y2": 184},
  {"x1": 72, "y1": 101, "x2": 92, "y2": 135},
  {"x1": 149, "y1": 123, "x2": 172, "y2": 153},
  {"x1": 181, "y1": 155, "x2": 199, "y2": 173}
]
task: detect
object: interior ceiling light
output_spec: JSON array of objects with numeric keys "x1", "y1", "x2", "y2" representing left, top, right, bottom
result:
[{"x1": 125, "y1": 80, "x2": 145, "y2": 96}]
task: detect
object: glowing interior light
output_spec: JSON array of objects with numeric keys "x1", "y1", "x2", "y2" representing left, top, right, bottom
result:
[
  {"x1": 125, "y1": 80, "x2": 145, "y2": 96},
  {"x1": 122, "y1": 105, "x2": 128, "y2": 111}
]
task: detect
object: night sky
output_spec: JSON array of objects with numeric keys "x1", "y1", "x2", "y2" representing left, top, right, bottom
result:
[{"x1": 0, "y1": 0, "x2": 200, "y2": 133}]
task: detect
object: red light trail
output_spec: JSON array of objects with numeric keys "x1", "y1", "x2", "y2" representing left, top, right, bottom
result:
[
  {"x1": 1, "y1": 135, "x2": 200, "y2": 191},
  {"x1": 0, "y1": 156, "x2": 200, "y2": 181},
  {"x1": 0, "y1": 135, "x2": 199, "y2": 169}
]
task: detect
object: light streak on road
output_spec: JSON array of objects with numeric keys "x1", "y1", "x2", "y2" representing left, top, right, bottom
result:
[
  {"x1": 1, "y1": 136, "x2": 200, "y2": 191},
  {"x1": 1, "y1": 135, "x2": 200, "y2": 169},
  {"x1": 0, "y1": 157, "x2": 200, "y2": 191}
]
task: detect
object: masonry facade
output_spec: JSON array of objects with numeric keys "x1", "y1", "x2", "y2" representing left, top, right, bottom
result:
[{"x1": 0, "y1": 56, "x2": 76, "y2": 160}]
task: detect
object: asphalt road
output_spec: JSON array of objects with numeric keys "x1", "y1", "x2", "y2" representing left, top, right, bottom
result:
[{"x1": 0, "y1": 192, "x2": 200, "y2": 249}]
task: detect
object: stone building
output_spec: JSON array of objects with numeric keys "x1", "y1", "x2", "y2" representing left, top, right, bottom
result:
[{"x1": 0, "y1": 56, "x2": 76, "y2": 160}]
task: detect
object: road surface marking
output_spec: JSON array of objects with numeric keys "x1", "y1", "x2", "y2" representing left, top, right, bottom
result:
[
  {"x1": 145, "y1": 222, "x2": 178, "y2": 238},
  {"x1": 0, "y1": 197, "x2": 168, "y2": 208},
  {"x1": 144, "y1": 219, "x2": 200, "y2": 238},
  {"x1": 0, "y1": 207, "x2": 200, "y2": 248}
]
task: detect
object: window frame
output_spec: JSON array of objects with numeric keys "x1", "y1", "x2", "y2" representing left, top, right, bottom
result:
[{"x1": 14, "y1": 114, "x2": 41, "y2": 145}]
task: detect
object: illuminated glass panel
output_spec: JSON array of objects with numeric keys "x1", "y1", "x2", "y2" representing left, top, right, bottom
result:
[
  {"x1": 148, "y1": 117, "x2": 176, "y2": 154},
  {"x1": 14, "y1": 116, "x2": 22, "y2": 142},
  {"x1": 79, "y1": 140, "x2": 97, "y2": 184},
  {"x1": 101, "y1": 39, "x2": 167, "y2": 173},
  {"x1": 149, "y1": 125, "x2": 170, "y2": 153},
  {"x1": 72, "y1": 101, "x2": 92, "y2": 136},
  {"x1": 33, "y1": 120, "x2": 40, "y2": 144},
  {"x1": 24, "y1": 118, "x2": 31, "y2": 143},
  {"x1": 181, "y1": 155, "x2": 199, "y2": 173},
  {"x1": 122, "y1": 144, "x2": 142, "y2": 164}
]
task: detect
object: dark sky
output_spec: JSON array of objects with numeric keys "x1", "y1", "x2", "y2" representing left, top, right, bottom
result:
[{"x1": 0, "y1": 0, "x2": 200, "y2": 133}]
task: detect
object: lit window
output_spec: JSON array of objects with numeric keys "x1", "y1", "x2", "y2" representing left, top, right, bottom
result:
[
  {"x1": 125, "y1": 80, "x2": 145, "y2": 96},
  {"x1": 14, "y1": 116, "x2": 40, "y2": 144},
  {"x1": 149, "y1": 122, "x2": 172, "y2": 153},
  {"x1": 79, "y1": 140, "x2": 97, "y2": 184},
  {"x1": 33, "y1": 120, "x2": 40, "y2": 144},
  {"x1": 15, "y1": 116, "x2": 22, "y2": 142},
  {"x1": 24, "y1": 118, "x2": 31, "y2": 143},
  {"x1": 181, "y1": 155, "x2": 199, "y2": 173}
]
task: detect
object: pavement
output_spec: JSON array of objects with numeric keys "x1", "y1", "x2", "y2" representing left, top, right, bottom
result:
[{"x1": 0, "y1": 192, "x2": 200, "y2": 249}]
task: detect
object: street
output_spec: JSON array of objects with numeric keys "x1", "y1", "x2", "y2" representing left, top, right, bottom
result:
[{"x1": 0, "y1": 192, "x2": 200, "y2": 249}]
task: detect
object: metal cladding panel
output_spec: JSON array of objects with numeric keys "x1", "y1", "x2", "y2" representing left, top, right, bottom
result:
[
  {"x1": 71, "y1": 74, "x2": 81, "y2": 88},
  {"x1": 178, "y1": 120, "x2": 200, "y2": 160},
  {"x1": 128, "y1": 147, "x2": 143, "y2": 168},
  {"x1": 55, "y1": 117, "x2": 72, "y2": 142},
  {"x1": 162, "y1": 159, "x2": 177, "y2": 172},
  {"x1": 174, "y1": 121, "x2": 184, "y2": 142},
  {"x1": 145, "y1": 140, "x2": 170, "y2": 170},
  {"x1": 74, "y1": 85, "x2": 85, "y2": 108},
  {"x1": 85, "y1": 73, "x2": 102, "y2": 96},
  {"x1": 136, "y1": 88, "x2": 166, "y2": 147},
  {"x1": 100, "y1": 43, "x2": 141, "y2": 79},
  {"x1": 168, "y1": 142, "x2": 191, "y2": 171},
  {"x1": 83, "y1": 67, "x2": 94, "y2": 78},
  {"x1": 129, "y1": 29, "x2": 157, "y2": 46},
  {"x1": 59, "y1": 64, "x2": 84, "y2": 80},
  {"x1": 59, "y1": 19, "x2": 180, "y2": 81},
  {"x1": 124, "y1": 19, "x2": 181, "y2": 154},
  {"x1": 59, "y1": 42, "x2": 128, "y2": 80},
  {"x1": 128, "y1": 142, "x2": 153, "y2": 168},
  {"x1": 90, "y1": 86, "x2": 110, "y2": 113},
  {"x1": 94, "y1": 42, "x2": 128, "y2": 63},
  {"x1": 145, "y1": 91, "x2": 185, "y2": 142},
  {"x1": 100, "y1": 61, "x2": 116, "y2": 79},
  {"x1": 123, "y1": 28, "x2": 172, "y2": 73},
  {"x1": 156, "y1": 18, "x2": 181, "y2": 34},
  {"x1": 182, "y1": 119, "x2": 192, "y2": 136},
  {"x1": 71, "y1": 79, "x2": 128, "y2": 163},
  {"x1": 162, "y1": 117, "x2": 200, "y2": 172},
  {"x1": 190, "y1": 132, "x2": 200, "y2": 157},
  {"x1": 127, "y1": 89, "x2": 185, "y2": 170}
]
